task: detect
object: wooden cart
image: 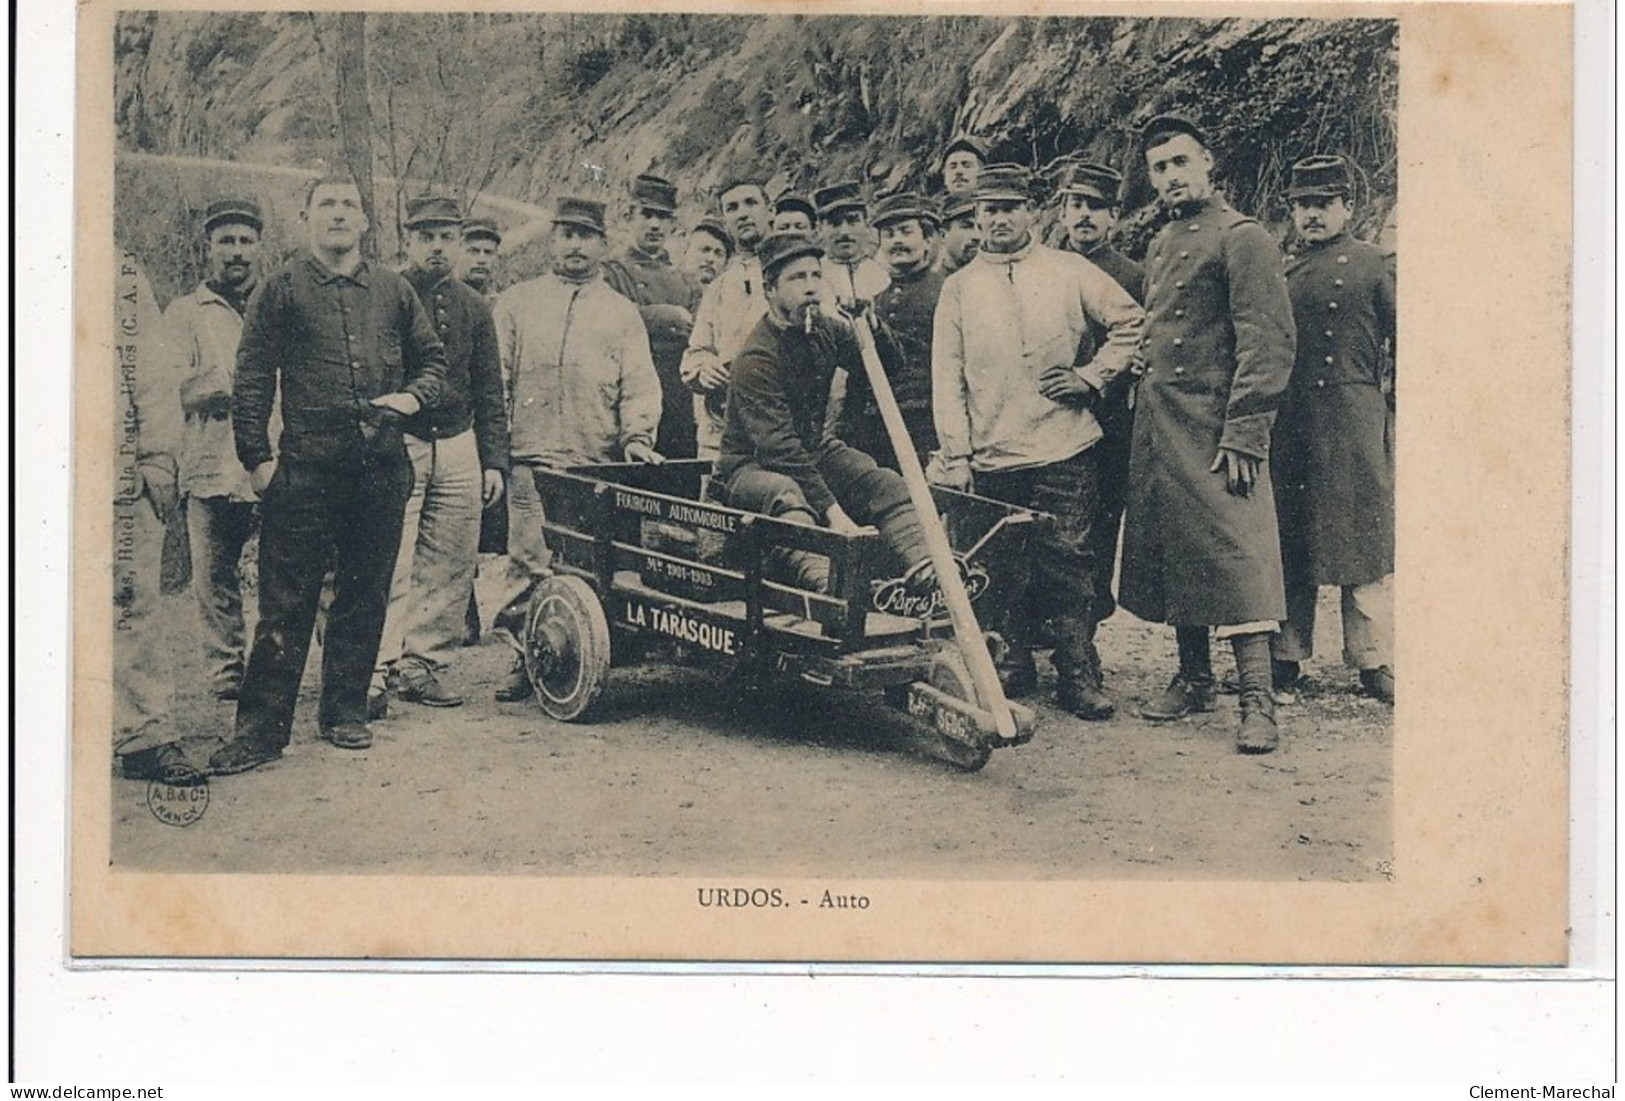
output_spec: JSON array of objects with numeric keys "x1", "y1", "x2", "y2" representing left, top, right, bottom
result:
[{"x1": 522, "y1": 460, "x2": 1046, "y2": 770}]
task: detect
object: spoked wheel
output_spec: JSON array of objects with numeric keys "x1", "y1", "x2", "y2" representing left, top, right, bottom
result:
[
  {"x1": 923, "y1": 650, "x2": 993, "y2": 773},
  {"x1": 524, "y1": 575, "x2": 612, "y2": 722}
]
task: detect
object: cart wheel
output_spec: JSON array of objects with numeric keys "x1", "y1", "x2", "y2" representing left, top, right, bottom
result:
[
  {"x1": 524, "y1": 575, "x2": 611, "y2": 722},
  {"x1": 927, "y1": 651, "x2": 993, "y2": 773}
]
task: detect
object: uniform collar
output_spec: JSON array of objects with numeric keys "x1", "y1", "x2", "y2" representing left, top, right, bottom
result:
[
  {"x1": 1164, "y1": 194, "x2": 1223, "y2": 222},
  {"x1": 195, "y1": 280, "x2": 248, "y2": 311},
  {"x1": 1294, "y1": 229, "x2": 1350, "y2": 254},
  {"x1": 304, "y1": 251, "x2": 372, "y2": 287},
  {"x1": 887, "y1": 258, "x2": 933, "y2": 283},
  {"x1": 627, "y1": 243, "x2": 672, "y2": 267},
  {"x1": 405, "y1": 264, "x2": 452, "y2": 297},
  {"x1": 977, "y1": 234, "x2": 1036, "y2": 266}
]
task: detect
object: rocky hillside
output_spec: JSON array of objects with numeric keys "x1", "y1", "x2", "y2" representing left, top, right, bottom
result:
[{"x1": 114, "y1": 11, "x2": 1396, "y2": 300}]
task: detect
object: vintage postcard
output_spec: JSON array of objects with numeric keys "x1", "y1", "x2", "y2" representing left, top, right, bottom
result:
[{"x1": 70, "y1": 0, "x2": 1572, "y2": 964}]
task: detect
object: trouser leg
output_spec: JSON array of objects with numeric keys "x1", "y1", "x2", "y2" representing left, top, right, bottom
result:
[
  {"x1": 1087, "y1": 395, "x2": 1133, "y2": 626},
  {"x1": 1020, "y1": 451, "x2": 1104, "y2": 676},
  {"x1": 1176, "y1": 625, "x2": 1213, "y2": 682},
  {"x1": 1342, "y1": 574, "x2": 1393, "y2": 671},
  {"x1": 113, "y1": 490, "x2": 175, "y2": 756},
  {"x1": 492, "y1": 461, "x2": 552, "y2": 655},
  {"x1": 401, "y1": 431, "x2": 483, "y2": 674},
  {"x1": 372, "y1": 436, "x2": 433, "y2": 685},
  {"x1": 818, "y1": 445, "x2": 930, "y2": 571},
  {"x1": 319, "y1": 459, "x2": 412, "y2": 728},
  {"x1": 717, "y1": 466, "x2": 827, "y2": 591},
  {"x1": 234, "y1": 463, "x2": 336, "y2": 750},
  {"x1": 186, "y1": 495, "x2": 255, "y2": 692},
  {"x1": 1272, "y1": 577, "x2": 1318, "y2": 664}
]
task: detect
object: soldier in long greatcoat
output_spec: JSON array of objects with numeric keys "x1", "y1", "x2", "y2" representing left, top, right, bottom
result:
[
  {"x1": 1270, "y1": 155, "x2": 1396, "y2": 704},
  {"x1": 1119, "y1": 115, "x2": 1296, "y2": 753}
]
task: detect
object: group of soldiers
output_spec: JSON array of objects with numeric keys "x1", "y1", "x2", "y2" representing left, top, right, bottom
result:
[{"x1": 112, "y1": 111, "x2": 1395, "y2": 784}]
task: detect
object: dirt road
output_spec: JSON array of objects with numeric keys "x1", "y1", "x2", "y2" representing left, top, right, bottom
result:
[{"x1": 112, "y1": 577, "x2": 1391, "y2": 881}]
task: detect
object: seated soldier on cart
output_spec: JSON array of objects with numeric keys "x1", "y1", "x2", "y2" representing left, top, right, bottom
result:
[{"x1": 712, "y1": 232, "x2": 933, "y2": 594}]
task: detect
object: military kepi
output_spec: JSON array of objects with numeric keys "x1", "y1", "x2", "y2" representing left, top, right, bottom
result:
[
  {"x1": 631, "y1": 173, "x2": 679, "y2": 214},
  {"x1": 756, "y1": 232, "x2": 824, "y2": 279},
  {"x1": 1287, "y1": 154, "x2": 1352, "y2": 199},
  {"x1": 203, "y1": 198, "x2": 263, "y2": 235},
  {"x1": 871, "y1": 191, "x2": 940, "y2": 230},
  {"x1": 943, "y1": 135, "x2": 989, "y2": 162},
  {"x1": 774, "y1": 190, "x2": 817, "y2": 222},
  {"x1": 552, "y1": 196, "x2": 607, "y2": 236},
  {"x1": 974, "y1": 163, "x2": 1032, "y2": 202},
  {"x1": 462, "y1": 216, "x2": 501, "y2": 245},
  {"x1": 691, "y1": 217, "x2": 734, "y2": 258},
  {"x1": 1055, "y1": 162, "x2": 1123, "y2": 205},
  {"x1": 1139, "y1": 112, "x2": 1209, "y2": 151},
  {"x1": 403, "y1": 194, "x2": 464, "y2": 229},
  {"x1": 813, "y1": 181, "x2": 866, "y2": 218}
]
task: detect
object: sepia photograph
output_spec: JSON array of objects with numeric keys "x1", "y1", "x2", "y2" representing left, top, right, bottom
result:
[{"x1": 72, "y1": 1, "x2": 1571, "y2": 964}]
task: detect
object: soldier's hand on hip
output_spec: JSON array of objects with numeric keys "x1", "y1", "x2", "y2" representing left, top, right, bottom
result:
[
  {"x1": 482, "y1": 469, "x2": 506, "y2": 506},
  {"x1": 371, "y1": 392, "x2": 422, "y2": 417},
  {"x1": 249, "y1": 460, "x2": 278, "y2": 496},
  {"x1": 1038, "y1": 366, "x2": 1098, "y2": 409},
  {"x1": 1210, "y1": 447, "x2": 1260, "y2": 497}
]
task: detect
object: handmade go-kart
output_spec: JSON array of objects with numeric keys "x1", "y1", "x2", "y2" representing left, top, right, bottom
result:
[{"x1": 523, "y1": 458, "x2": 1046, "y2": 770}]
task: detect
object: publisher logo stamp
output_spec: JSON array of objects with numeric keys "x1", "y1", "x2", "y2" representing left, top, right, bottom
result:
[{"x1": 147, "y1": 765, "x2": 210, "y2": 827}]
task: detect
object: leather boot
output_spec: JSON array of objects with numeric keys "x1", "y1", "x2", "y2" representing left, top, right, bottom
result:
[
  {"x1": 1142, "y1": 627, "x2": 1215, "y2": 721},
  {"x1": 1232, "y1": 632, "x2": 1280, "y2": 753},
  {"x1": 494, "y1": 655, "x2": 533, "y2": 702},
  {"x1": 1236, "y1": 689, "x2": 1279, "y2": 754},
  {"x1": 997, "y1": 647, "x2": 1039, "y2": 698},
  {"x1": 1056, "y1": 638, "x2": 1115, "y2": 720}
]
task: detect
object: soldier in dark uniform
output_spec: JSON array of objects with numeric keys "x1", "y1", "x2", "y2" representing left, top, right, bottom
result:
[
  {"x1": 1057, "y1": 161, "x2": 1146, "y2": 651},
  {"x1": 603, "y1": 174, "x2": 701, "y2": 459},
  {"x1": 1271, "y1": 155, "x2": 1396, "y2": 704},
  {"x1": 210, "y1": 176, "x2": 448, "y2": 774},
  {"x1": 1119, "y1": 116, "x2": 1297, "y2": 754},
  {"x1": 714, "y1": 233, "x2": 932, "y2": 593},
  {"x1": 838, "y1": 191, "x2": 944, "y2": 472},
  {"x1": 457, "y1": 217, "x2": 502, "y2": 299}
]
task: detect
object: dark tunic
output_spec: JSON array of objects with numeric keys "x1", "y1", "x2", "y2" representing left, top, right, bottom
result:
[
  {"x1": 234, "y1": 251, "x2": 448, "y2": 470},
  {"x1": 1119, "y1": 197, "x2": 1296, "y2": 626},
  {"x1": 1272, "y1": 232, "x2": 1396, "y2": 587},
  {"x1": 402, "y1": 267, "x2": 510, "y2": 472},
  {"x1": 717, "y1": 313, "x2": 861, "y2": 516},
  {"x1": 603, "y1": 244, "x2": 701, "y2": 458},
  {"x1": 839, "y1": 262, "x2": 944, "y2": 471}
]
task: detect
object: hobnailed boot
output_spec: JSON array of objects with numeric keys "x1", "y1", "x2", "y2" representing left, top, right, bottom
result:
[
  {"x1": 1236, "y1": 689, "x2": 1280, "y2": 754},
  {"x1": 1142, "y1": 626, "x2": 1215, "y2": 721},
  {"x1": 1056, "y1": 639, "x2": 1115, "y2": 720},
  {"x1": 1141, "y1": 672, "x2": 1216, "y2": 721},
  {"x1": 494, "y1": 655, "x2": 534, "y2": 702},
  {"x1": 1232, "y1": 631, "x2": 1280, "y2": 754},
  {"x1": 996, "y1": 647, "x2": 1039, "y2": 699}
]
